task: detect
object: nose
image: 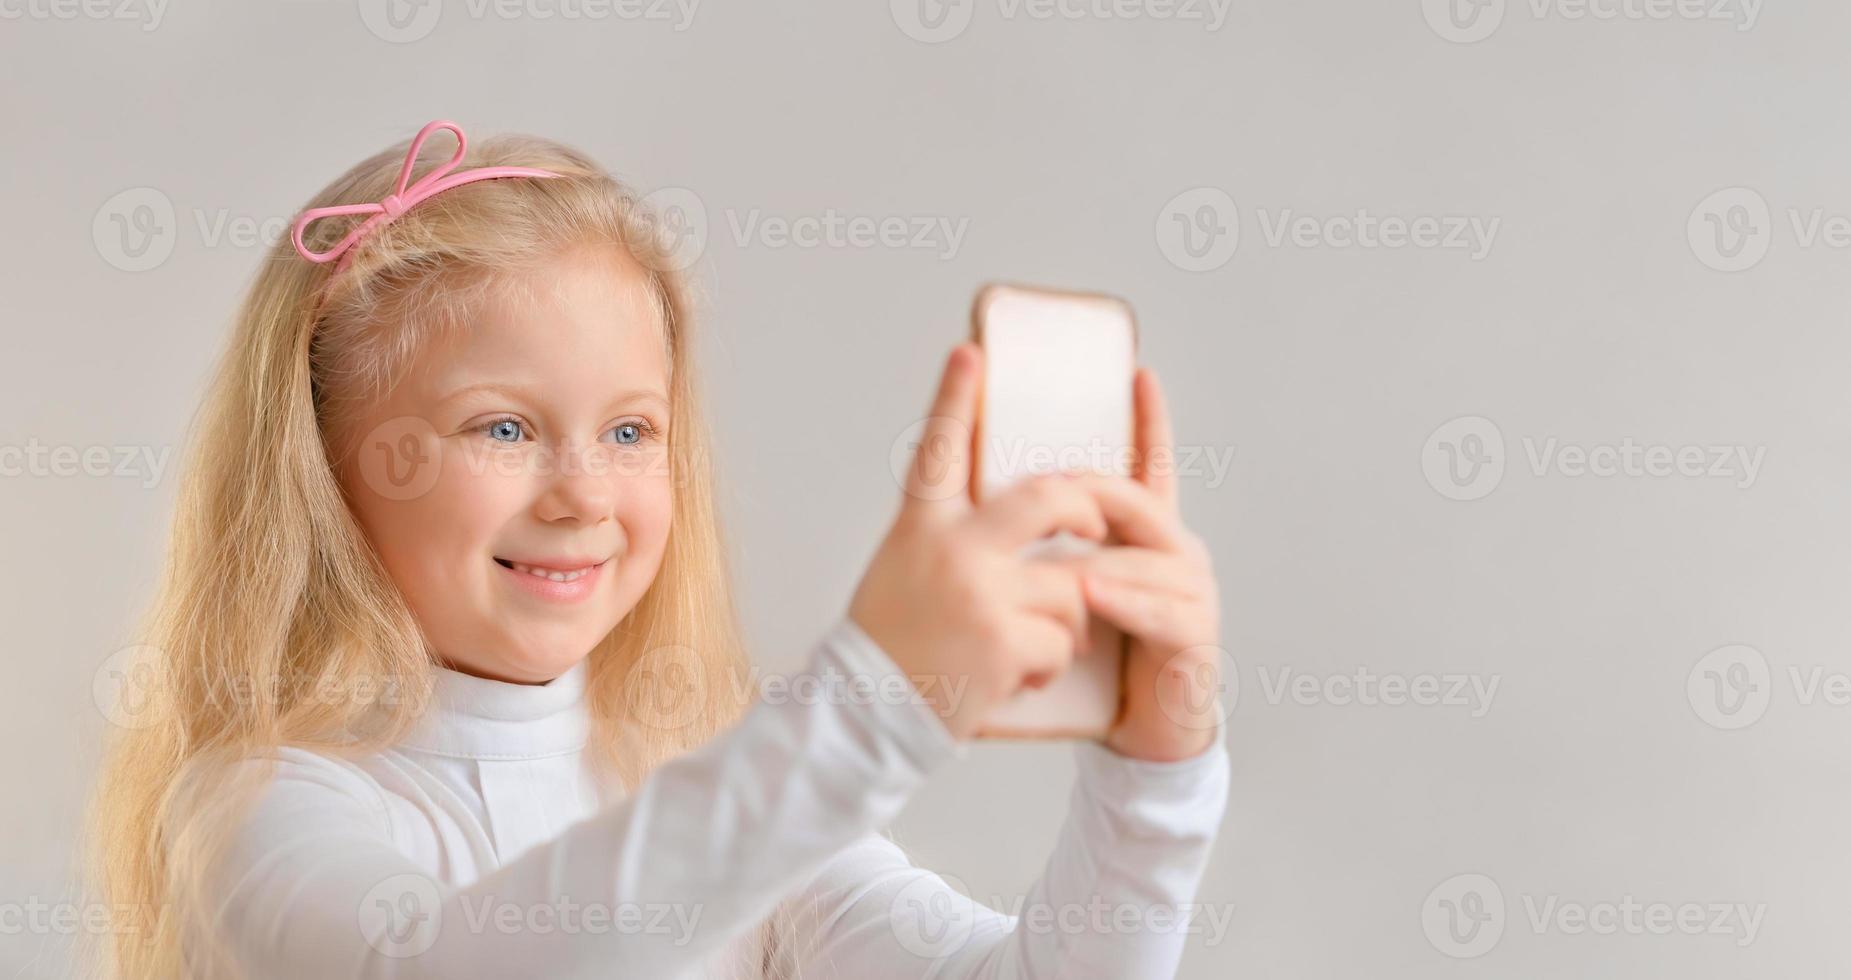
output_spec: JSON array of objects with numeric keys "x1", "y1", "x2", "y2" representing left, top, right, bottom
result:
[{"x1": 533, "y1": 441, "x2": 615, "y2": 525}]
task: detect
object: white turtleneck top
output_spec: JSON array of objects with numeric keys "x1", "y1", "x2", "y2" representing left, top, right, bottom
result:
[{"x1": 186, "y1": 618, "x2": 1231, "y2": 979}]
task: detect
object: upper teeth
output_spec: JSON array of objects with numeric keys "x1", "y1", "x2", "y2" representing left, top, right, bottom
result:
[{"x1": 508, "y1": 561, "x2": 594, "y2": 582}]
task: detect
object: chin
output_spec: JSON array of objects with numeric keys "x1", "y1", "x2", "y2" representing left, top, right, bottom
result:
[
  {"x1": 454, "y1": 622, "x2": 600, "y2": 685},
  {"x1": 475, "y1": 650, "x2": 585, "y2": 685},
  {"x1": 517, "y1": 631, "x2": 609, "y2": 681}
]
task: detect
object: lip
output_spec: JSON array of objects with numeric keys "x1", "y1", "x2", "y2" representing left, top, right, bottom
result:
[
  {"x1": 494, "y1": 556, "x2": 609, "y2": 602},
  {"x1": 495, "y1": 555, "x2": 607, "y2": 572}
]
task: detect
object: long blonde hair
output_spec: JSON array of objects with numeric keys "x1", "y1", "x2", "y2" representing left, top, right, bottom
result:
[{"x1": 86, "y1": 124, "x2": 800, "y2": 978}]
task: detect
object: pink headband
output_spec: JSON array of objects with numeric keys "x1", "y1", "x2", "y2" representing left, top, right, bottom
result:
[{"x1": 290, "y1": 119, "x2": 562, "y2": 275}]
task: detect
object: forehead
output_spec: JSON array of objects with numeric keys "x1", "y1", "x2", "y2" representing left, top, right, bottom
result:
[{"x1": 419, "y1": 245, "x2": 671, "y2": 399}]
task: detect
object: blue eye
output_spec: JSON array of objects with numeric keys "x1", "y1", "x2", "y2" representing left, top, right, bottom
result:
[
  {"x1": 484, "y1": 418, "x2": 524, "y2": 443},
  {"x1": 609, "y1": 420, "x2": 659, "y2": 445},
  {"x1": 477, "y1": 416, "x2": 654, "y2": 445}
]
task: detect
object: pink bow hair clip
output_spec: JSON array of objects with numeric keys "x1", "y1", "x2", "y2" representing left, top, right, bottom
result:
[{"x1": 290, "y1": 119, "x2": 562, "y2": 273}]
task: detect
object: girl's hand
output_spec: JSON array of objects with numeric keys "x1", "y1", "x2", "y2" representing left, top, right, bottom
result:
[
  {"x1": 850, "y1": 344, "x2": 1109, "y2": 739},
  {"x1": 1086, "y1": 369, "x2": 1226, "y2": 763}
]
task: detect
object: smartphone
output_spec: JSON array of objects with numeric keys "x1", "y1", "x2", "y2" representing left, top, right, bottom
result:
[{"x1": 969, "y1": 283, "x2": 1138, "y2": 740}]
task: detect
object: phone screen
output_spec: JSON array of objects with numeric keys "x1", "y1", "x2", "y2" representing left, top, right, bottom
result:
[{"x1": 971, "y1": 284, "x2": 1138, "y2": 739}]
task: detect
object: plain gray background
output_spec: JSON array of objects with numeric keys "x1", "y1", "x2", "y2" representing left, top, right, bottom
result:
[{"x1": 4, "y1": 0, "x2": 1844, "y2": 975}]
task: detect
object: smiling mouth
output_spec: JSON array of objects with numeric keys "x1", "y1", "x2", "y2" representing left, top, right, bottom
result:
[{"x1": 493, "y1": 557, "x2": 609, "y2": 582}]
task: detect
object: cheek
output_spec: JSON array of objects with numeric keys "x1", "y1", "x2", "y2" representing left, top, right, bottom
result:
[
  {"x1": 614, "y1": 470, "x2": 674, "y2": 583},
  {"x1": 423, "y1": 450, "x2": 531, "y2": 552},
  {"x1": 345, "y1": 444, "x2": 529, "y2": 606}
]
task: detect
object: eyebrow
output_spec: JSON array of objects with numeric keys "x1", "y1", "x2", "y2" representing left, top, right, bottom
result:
[{"x1": 436, "y1": 381, "x2": 669, "y2": 413}]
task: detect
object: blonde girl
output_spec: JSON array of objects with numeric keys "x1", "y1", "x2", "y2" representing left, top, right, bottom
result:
[{"x1": 87, "y1": 118, "x2": 1230, "y2": 979}]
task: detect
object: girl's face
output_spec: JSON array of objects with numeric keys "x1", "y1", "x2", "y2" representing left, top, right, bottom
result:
[{"x1": 336, "y1": 245, "x2": 674, "y2": 684}]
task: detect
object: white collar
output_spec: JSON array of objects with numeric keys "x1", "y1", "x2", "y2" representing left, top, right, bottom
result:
[{"x1": 398, "y1": 658, "x2": 592, "y2": 760}]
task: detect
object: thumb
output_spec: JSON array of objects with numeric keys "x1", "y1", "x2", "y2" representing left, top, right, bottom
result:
[{"x1": 900, "y1": 343, "x2": 982, "y2": 516}]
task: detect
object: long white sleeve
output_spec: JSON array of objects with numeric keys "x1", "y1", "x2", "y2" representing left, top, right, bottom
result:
[
  {"x1": 780, "y1": 732, "x2": 1232, "y2": 979},
  {"x1": 185, "y1": 618, "x2": 966, "y2": 979}
]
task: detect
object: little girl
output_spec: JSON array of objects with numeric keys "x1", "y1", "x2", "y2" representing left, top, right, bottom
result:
[{"x1": 88, "y1": 119, "x2": 1230, "y2": 979}]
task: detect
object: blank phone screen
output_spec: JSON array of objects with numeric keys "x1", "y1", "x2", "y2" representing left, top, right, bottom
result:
[{"x1": 973, "y1": 285, "x2": 1137, "y2": 738}]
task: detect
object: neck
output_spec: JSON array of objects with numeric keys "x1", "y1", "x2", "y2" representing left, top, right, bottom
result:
[{"x1": 398, "y1": 656, "x2": 593, "y2": 759}]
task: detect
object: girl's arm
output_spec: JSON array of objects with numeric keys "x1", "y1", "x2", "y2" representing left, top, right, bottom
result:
[
  {"x1": 184, "y1": 618, "x2": 964, "y2": 979},
  {"x1": 780, "y1": 732, "x2": 1230, "y2": 979}
]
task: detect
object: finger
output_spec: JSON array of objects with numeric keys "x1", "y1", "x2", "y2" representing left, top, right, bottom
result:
[
  {"x1": 1066, "y1": 473, "x2": 1186, "y2": 553},
  {"x1": 1016, "y1": 562, "x2": 1088, "y2": 655},
  {"x1": 1007, "y1": 616, "x2": 1078, "y2": 694},
  {"x1": 1081, "y1": 573, "x2": 1192, "y2": 648},
  {"x1": 1133, "y1": 368, "x2": 1179, "y2": 513},
  {"x1": 968, "y1": 474, "x2": 1108, "y2": 550},
  {"x1": 1082, "y1": 546, "x2": 1202, "y2": 601},
  {"x1": 901, "y1": 344, "x2": 982, "y2": 519},
  {"x1": 1138, "y1": 646, "x2": 1225, "y2": 734}
]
